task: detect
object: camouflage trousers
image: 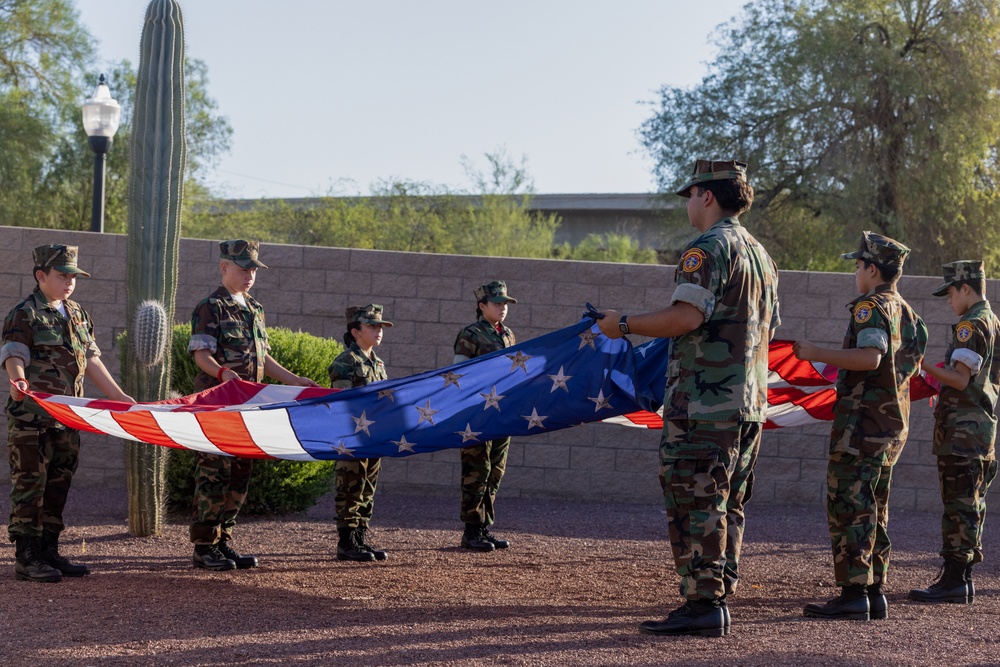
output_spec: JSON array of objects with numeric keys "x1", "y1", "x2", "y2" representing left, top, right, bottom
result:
[
  {"x1": 7, "y1": 422, "x2": 80, "y2": 541},
  {"x1": 190, "y1": 453, "x2": 253, "y2": 545},
  {"x1": 460, "y1": 438, "x2": 509, "y2": 526},
  {"x1": 335, "y1": 457, "x2": 381, "y2": 529},
  {"x1": 827, "y1": 453, "x2": 893, "y2": 587},
  {"x1": 660, "y1": 420, "x2": 762, "y2": 601},
  {"x1": 936, "y1": 455, "x2": 998, "y2": 565}
]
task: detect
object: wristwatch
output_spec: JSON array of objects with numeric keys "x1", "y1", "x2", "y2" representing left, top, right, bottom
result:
[{"x1": 618, "y1": 314, "x2": 630, "y2": 335}]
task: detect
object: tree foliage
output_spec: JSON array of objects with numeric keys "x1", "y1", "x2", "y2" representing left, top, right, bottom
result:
[
  {"x1": 640, "y1": 0, "x2": 1000, "y2": 274},
  {"x1": 184, "y1": 151, "x2": 565, "y2": 260},
  {"x1": 0, "y1": 0, "x2": 231, "y2": 232}
]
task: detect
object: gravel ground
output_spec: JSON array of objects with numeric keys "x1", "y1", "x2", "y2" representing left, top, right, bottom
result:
[{"x1": 0, "y1": 485, "x2": 997, "y2": 667}]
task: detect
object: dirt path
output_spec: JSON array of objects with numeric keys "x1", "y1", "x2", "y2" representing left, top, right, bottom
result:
[{"x1": 0, "y1": 486, "x2": 997, "y2": 666}]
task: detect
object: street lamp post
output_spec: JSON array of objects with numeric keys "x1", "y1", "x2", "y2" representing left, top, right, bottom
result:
[{"x1": 82, "y1": 74, "x2": 122, "y2": 233}]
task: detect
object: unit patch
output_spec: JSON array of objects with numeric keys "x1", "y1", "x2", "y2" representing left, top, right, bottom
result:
[
  {"x1": 956, "y1": 321, "x2": 975, "y2": 343},
  {"x1": 854, "y1": 301, "x2": 876, "y2": 324},
  {"x1": 681, "y1": 248, "x2": 707, "y2": 272}
]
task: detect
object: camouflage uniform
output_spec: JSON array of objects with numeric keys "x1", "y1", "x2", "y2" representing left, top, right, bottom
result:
[
  {"x1": 930, "y1": 262, "x2": 999, "y2": 566},
  {"x1": 660, "y1": 203, "x2": 780, "y2": 601},
  {"x1": 1, "y1": 246, "x2": 99, "y2": 542},
  {"x1": 826, "y1": 233, "x2": 927, "y2": 588},
  {"x1": 187, "y1": 241, "x2": 270, "y2": 546},
  {"x1": 328, "y1": 304, "x2": 392, "y2": 531},
  {"x1": 457, "y1": 281, "x2": 517, "y2": 527}
]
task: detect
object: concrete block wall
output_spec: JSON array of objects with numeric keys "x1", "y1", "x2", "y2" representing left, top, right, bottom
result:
[{"x1": 0, "y1": 226, "x2": 992, "y2": 510}]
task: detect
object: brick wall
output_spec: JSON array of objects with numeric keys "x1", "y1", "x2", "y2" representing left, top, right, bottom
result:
[{"x1": 0, "y1": 225, "x2": 992, "y2": 510}]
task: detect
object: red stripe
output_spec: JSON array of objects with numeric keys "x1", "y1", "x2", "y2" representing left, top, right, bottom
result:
[
  {"x1": 196, "y1": 411, "x2": 271, "y2": 458},
  {"x1": 110, "y1": 411, "x2": 186, "y2": 450}
]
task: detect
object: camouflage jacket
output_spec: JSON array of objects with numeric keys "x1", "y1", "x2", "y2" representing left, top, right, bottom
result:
[
  {"x1": 663, "y1": 217, "x2": 780, "y2": 422},
  {"x1": 933, "y1": 300, "x2": 1000, "y2": 459},
  {"x1": 454, "y1": 317, "x2": 516, "y2": 359},
  {"x1": 328, "y1": 342, "x2": 388, "y2": 389},
  {"x1": 830, "y1": 284, "x2": 928, "y2": 465},
  {"x1": 1, "y1": 288, "x2": 100, "y2": 427},
  {"x1": 187, "y1": 286, "x2": 270, "y2": 392}
]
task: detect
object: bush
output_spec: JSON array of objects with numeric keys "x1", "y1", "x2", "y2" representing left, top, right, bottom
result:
[{"x1": 164, "y1": 324, "x2": 343, "y2": 515}]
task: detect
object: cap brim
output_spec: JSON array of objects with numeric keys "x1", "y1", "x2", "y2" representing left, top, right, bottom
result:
[
  {"x1": 932, "y1": 282, "x2": 951, "y2": 297},
  {"x1": 840, "y1": 251, "x2": 863, "y2": 260},
  {"x1": 488, "y1": 296, "x2": 517, "y2": 304},
  {"x1": 674, "y1": 181, "x2": 696, "y2": 198},
  {"x1": 233, "y1": 259, "x2": 268, "y2": 269},
  {"x1": 53, "y1": 265, "x2": 91, "y2": 277}
]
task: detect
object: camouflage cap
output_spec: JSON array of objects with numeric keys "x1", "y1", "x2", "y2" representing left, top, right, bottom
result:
[
  {"x1": 346, "y1": 303, "x2": 393, "y2": 328},
  {"x1": 32, "y1": 244, "x2": 91, "y2": 277},
  {"x1": 840, "y1": 231, "x2": 910, "y2": 267},
  {"x1": 932, "y1": 260, "x2": 985, "y2": 297},
  {"x1": 675, "y1": 159, "x2": 748, "y2": 198},
  {"x1": 219, "y1": 239, "x2": 267, "y2": 269},
  {"x1": 474, "y1": 280, "x2": 517, "y2": 304}
]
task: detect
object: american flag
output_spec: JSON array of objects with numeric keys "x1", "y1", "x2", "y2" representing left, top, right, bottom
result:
[{"x1": 20, "y1": 322, "x2": 936, "y2": 459}]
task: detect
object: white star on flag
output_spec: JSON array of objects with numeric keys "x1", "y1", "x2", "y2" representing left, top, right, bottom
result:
[
  {"x1": 333, "y1": 441, "x2": 352, "y2": 456},
  {"x1": 456, "y1": 423, "x2": 483, "y2": 443},
  {"x1": 416, "y1": 400, "x2": 439, "y2": 425},
  {"x1": 392, "y1": 435, "x2": 416, "y2": 453},
  {"x1": 506, "y1": 350, "x2": 532, "y2": 374},
  {"x1": 547, "y1": 366, "x2": 572, "y2": 393},
  {"x1": 439, "y1": 371, "x2": 463, "y2": 388},
  {"x1": 588, "y1": 390, "x2": 613, "y2": 411},
  {"x1": 578, "y1": 330, "x2": 599, "y2": 350},
  {"x1": 377, "y1": 389, "x2": 396, "y2": 402},
  {"x1": 481, "y1": 386, "x2": 504, "y2": 411},
  {"x1": 522, "y1": 407, "x2": 548, "y2": 429},
  {"x1": 352, "y1": 410, "x2": 375, "y2": 436}
]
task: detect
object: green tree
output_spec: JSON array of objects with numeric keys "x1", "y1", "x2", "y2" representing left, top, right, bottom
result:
[
  {"x1": 555, "y1": 232, "x2": 658, "y2": 264},
  {"x1": 0, "y1": 0, "x2": 232, "y2": 231},
  {"x1": 640, "y1": 0, "x2": 1000, "y2": 274}
]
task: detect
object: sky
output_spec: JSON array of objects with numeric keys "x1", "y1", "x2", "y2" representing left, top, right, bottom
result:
[{"x1": 73, "y1": 1, "x2": 745, "y2": 199}]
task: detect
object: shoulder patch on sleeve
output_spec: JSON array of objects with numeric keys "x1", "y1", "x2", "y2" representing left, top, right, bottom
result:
[
  {"x1": 853, "y1": 301, "x2": 876, "y2": 324},
  {"x1": 680, "y1": 248, "x2": 707, "y2": 272},
  {"x1": 955, "y1": 321, "x2": 975, "y2": 343}
]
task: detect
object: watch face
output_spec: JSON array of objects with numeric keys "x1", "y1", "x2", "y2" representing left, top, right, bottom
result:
[{"x1": 619, "y1": 317, "x2": 629, "y2": 334}]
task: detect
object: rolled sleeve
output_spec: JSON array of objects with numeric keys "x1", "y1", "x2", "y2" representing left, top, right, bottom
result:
[
  {"x1": 671, "y1": 283, "x2": 716, "y2": 319},
  {"x1": 188, "y1": 334, "x2": 218, "y2": 353},
  {"x1": 856, "y1": 327, "x2": 889, "y2": 353},
  {"x1": 0, "y1": 341, "x2": 30, "y2": 367},
  {"x1": 951, "y1": 348, "x2": 983, "y2": 375},
  {"x1": 85, "y1": 340, "x2": 101, "y2": 359}
]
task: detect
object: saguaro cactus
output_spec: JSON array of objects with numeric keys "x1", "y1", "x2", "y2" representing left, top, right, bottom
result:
[{"x1": 122, "y1": 0, "x2": 187, "y2": 537}]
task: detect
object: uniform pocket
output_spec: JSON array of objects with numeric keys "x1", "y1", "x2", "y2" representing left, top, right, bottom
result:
[{"x1": 31, "y1": 326, "x2": 63, "y2": 346}]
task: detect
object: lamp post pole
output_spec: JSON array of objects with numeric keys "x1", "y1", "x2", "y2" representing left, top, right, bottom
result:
[{"x1": 82, "y1": 74, "x2": 122, "y2": 233}]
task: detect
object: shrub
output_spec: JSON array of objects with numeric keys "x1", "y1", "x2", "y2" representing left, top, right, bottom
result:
[{"x1": 156, "y1": 324, "x2": 343, "y2": 515}]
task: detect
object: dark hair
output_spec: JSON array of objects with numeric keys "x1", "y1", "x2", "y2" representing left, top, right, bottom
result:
[
  {"x1": 953, "y1": 278, "x2": 986, "y2": 297},
  {"x1": 475, "y1": 298, "x2": 488, "y2": 319},
  {"x1": 32, "y1": 265, "x2": 50, "y2": 287},
  {"x1": 343, "y1": 321, "x2": 363, "y2": 348},
  {"x1": 694, "y1": 178, "x2": 754, "y2": 216},
  {"x1": 862, "y1": 259, "x2": 901, "y2": 285}
]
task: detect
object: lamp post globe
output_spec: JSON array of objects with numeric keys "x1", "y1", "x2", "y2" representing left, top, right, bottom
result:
[{"x1": 82, "y1": 74, "x2": 122, "y2": 233}]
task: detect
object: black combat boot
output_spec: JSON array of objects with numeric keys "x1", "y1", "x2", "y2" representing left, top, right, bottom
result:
[
  {"x1": 639, "y1": 599, "x2": 726, "y2": 637},
  {"x1": 356, "y1": 526, "x2": 388, "y2": 561},
  {"x1": 719, "y1": 595, "x2": 731, "y2": 635},
  {"x1": 217, "y1": 540, "x2": 259, "y2": 569},
  {"x1": 803, "y1": 584, "x2": 870, "y2": 620},
  {"x1": 480, "y1": 526, "x2": 509, "y2": 550},
  {"x1": 908, "y1": 559, "x2": 969, "y2": 604},
  {"x1": 193, "y1": 544, "x2": 237, "y2": 571},
  {"x1": 867, "y1": 583, "x2": 888, "y2": 620},
  {"x1": 40, "y1": 531, "x2": 90, "y2": 577},
  {"x1": 460, "y1": 524, "x2": 495, "y2": 552},
  {"x1": 965, "y1": 564, "x2": 975, "y2": 603},
  {"x1": 14, "y1": 536, "x2": 62, "y2": 583},
  {"x1": 337, "y1": 527, "x2": 375, "y2": 562}
]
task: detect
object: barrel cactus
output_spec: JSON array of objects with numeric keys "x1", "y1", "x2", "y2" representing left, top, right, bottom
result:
[{"x1": 122, "y1": 0, "x2": 187, "y2": 537}]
